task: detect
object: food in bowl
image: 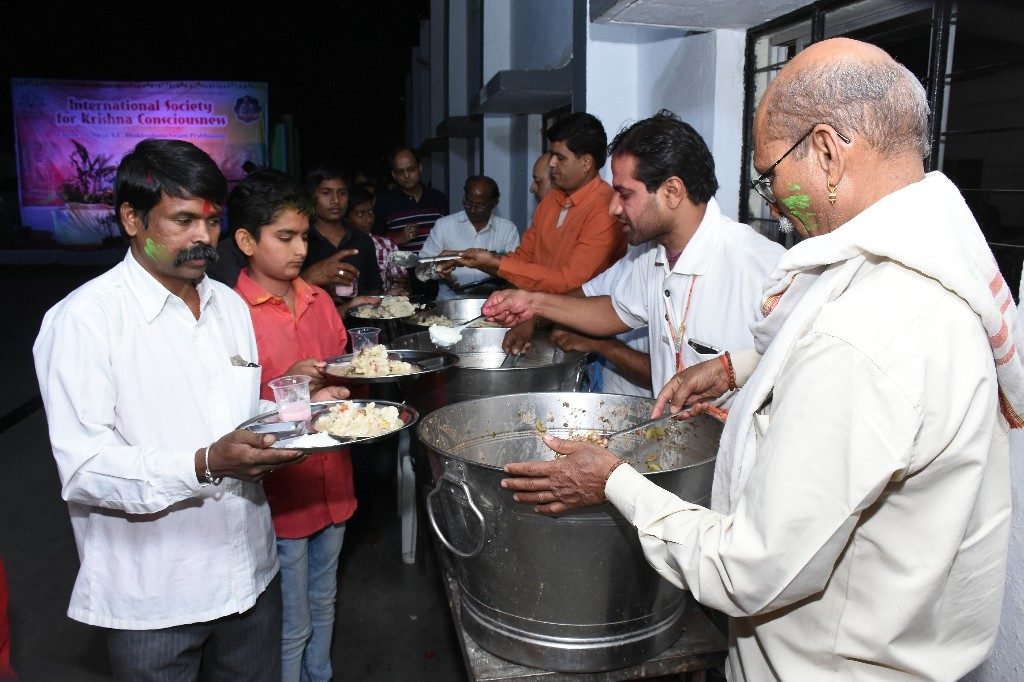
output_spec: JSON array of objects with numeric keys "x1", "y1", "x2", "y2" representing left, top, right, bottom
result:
[
  {"x1": 329, "y1": 344, "x2": 415, "y2": 377},
  {"x1": 352, "y1": 295, "x2": 421, "y2": 319},
  {"x1": 314, "y1": 401, "x2": 405, "y2": 437}
]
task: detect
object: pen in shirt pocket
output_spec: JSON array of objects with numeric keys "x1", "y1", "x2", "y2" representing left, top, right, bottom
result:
[
  {"x1": 687, "y1": 338, "x2": 721, "y2": 355},
  {"x1": 230, "y1": 354, "x2": 261, "y2": 368}
]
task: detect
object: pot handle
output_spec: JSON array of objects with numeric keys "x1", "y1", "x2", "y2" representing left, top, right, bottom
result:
[{"x1": 426, "y1": 476, "x2": 486, "y2": 558}]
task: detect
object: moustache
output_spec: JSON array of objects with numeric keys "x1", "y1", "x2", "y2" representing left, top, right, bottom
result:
[{"x1": 173, "y1": 244, "x2": 220, "y2": 267}]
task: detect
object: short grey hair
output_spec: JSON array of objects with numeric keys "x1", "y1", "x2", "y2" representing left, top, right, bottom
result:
[{"x1": 766, "y1": 53, "x2": 931, "y2": 159}]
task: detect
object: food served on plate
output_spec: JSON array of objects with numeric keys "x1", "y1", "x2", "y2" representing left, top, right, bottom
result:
[
  {"x1": 352, "y1": 295, "x2": 421, "y2": 319},
  {"x1": 330, "y1": 344, "x2": 415, "y2": 377},
  {"x1": 272, "y1": 432, "x2": 339, "y2": 449},
  {"x1": 314, "y1": 401, "x2": 404, "y2": 438}
]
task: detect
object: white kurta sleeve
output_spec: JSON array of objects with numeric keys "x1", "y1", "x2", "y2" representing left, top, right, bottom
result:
[
  {"x1": 607, "y1": 332, "x2": 920, "y2": 617},
  {"x1": 34, "y1": 303, "x2": 204, "y2": 514}
]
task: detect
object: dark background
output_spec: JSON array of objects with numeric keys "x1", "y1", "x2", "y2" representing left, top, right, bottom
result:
[{"x1": 0, "y1": 0, "x2": 431, "y2": 191}]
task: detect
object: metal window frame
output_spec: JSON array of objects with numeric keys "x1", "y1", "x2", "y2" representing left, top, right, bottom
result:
[{"x1": 738, "y1": 0, "x2": 954, "y2": 228}]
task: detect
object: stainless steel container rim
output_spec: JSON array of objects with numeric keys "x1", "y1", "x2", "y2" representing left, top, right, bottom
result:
[
  {"x1": 392, "y1": 329, "x2": 587, "y2": 370},
  {"x1": 416, "y1": 391, "x2": 722, "y2": 474}
]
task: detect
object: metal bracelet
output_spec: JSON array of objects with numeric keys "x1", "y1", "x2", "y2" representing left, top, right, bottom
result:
[{"x1": 203, "y1": 444, "x2": 223, "y2": 486}]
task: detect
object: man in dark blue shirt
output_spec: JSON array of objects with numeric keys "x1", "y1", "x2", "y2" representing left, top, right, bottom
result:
[
  {"x1": 301, "y1": 165, "x2": 382, "y2": 300},
  {"x1": 373, "y1": 147, "x2": 448, "y2": 252}
]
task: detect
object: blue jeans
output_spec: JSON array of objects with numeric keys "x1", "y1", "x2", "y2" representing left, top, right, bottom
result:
[{"x1": 277, "y1": 524, "x2": 346, "y2": 682}]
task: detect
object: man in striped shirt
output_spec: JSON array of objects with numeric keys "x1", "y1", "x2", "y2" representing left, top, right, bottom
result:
[{"x1": 373, "y1": 147, "x2": 448, "y2": 253}]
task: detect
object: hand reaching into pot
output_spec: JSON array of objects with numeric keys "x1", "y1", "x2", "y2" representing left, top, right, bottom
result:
[
  {"x1": 502, "y1": 435, "x2": 625, "y2": 515},
  {"x1": 482, "y1": 289, "x2": 538, "y2": 327}
]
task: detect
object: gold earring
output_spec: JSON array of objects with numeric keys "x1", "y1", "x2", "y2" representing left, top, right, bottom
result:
[{"x1": 827, "y1": 183, "x2": 838, "y2": 205}]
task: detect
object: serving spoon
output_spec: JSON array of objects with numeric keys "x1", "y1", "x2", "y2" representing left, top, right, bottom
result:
[
  {"x1": 389, "y1": 251, "x2": 461, "y2": 268},
  {"x1": 602, "y1": 411, "x2": 680, "y2": 443}
]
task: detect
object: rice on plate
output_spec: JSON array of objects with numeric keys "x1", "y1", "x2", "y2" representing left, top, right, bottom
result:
[
  {"x1": 315, "y1": 401, "x2": 404, "y2": 437},
  {"x1": 353, "y1": 295, "x2": 421, "y2": 319}
]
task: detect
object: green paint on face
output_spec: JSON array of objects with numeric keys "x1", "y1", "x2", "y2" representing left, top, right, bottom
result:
[
  {"x1": 781, "y1": 193, "x2": 819, "y2": 235},
  {"x1": 143, "y1": 237, "x2": 169, "y2": 262},
  {"x1": 787, "y1": 183, "x2": 801, "y2": 192}
]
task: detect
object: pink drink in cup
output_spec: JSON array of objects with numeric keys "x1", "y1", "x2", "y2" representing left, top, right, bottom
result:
[
  {"x1": 277, "y1": 401, "x2": 312, "y2": 422},
  {"x1": 268, "y1": 375, "x2": 313, "y2": 422}
]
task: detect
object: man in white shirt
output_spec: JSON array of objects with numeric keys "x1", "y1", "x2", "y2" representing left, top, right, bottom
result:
[
  {"x1": 33, "y1": 139, "x2": 347, "y2": 680},
  {"x1": 500, "y1": 39, "x2": 1024, "y2": 680},
  {"x1": 484, "y1": 111, "x2": 783, "y2": 398},
  {"x1": 420, "y1": 175, "x2": 519, "y2": 299},
  {"x1": 547, "y1": 248, "x2": 654, "y2": 397}
]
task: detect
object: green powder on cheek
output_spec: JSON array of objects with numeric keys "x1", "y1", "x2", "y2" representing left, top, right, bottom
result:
[
  {"x1": 143, "y1": 238, "x2": 169, "y2": 262},
  {"x1": 781, "y1": 193, "x2": 818, "y2": 234}
]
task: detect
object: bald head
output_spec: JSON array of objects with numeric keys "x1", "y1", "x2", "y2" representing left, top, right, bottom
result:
[
  {"x1": 531, "y1": 152, "x2": 553, "y2": 202},
  {"x1": 759, "y1": 37, "x2": 931, "y2": 159}
]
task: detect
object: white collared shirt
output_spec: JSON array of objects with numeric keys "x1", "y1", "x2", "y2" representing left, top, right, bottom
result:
[
  {"x1": 610, "y1": 199, "x2": 784, "y2": 394},
  {"x1": 420, "y1": 210, "x2": 520, "y2": 292},
  {"x1": 582, "y1": 246, "x2": 653, "y2": 397},
  {"x1": 33, "y1": 251, "x2": 277, "y2": 630}
]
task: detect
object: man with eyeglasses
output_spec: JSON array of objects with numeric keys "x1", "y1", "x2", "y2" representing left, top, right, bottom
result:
[
  {"x1": 419, "y1": 175, "x2": 520, "y2": 300},
  {"x1": 498, "y1": 38, "x2": 1023, "y2": 680}
]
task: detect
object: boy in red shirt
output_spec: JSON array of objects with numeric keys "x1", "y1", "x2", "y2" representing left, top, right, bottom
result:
[{"x1": 229, "y1": 170, "x2": 377, "y2": 681}]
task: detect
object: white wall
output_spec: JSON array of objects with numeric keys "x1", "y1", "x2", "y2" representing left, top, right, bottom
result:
[
  {"x1": 482, "y1": 0, "x2": 573, "y2": 231},
  {"x1": 584, "y1": 24, "x2": 747, "y2": 219},
  {"x1": 481, "y1": 0, "x2": 513, "y2": 224},
  {"x1": 428, "y1": 0, "x2": 447, "y2": 190},
  {"x1": 446, "y1": 0, "x2": 470, "y2": 203},
  {"x1": 586, "y1": 22, "x2": 641, "y2": 168},
  {"x1": 510, "y1": 0, "x2": 573, "y2": 69}
]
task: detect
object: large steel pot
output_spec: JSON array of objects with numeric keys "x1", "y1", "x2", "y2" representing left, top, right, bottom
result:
[
  {"x1": 391, "y1": 328, "x2": 587, "y2": 415},
  {"x1": 418, "y1": 392, "x2": 722, "y2": 673}
]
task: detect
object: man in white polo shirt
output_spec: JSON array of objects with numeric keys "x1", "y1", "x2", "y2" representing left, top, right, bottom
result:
[{"x1": 483, "y1": 110, "x2": 783, "y2": 400}]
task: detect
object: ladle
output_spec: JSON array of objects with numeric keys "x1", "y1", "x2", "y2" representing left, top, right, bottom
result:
[{"x1": 602, "y1": 411, "x2": 680, "y2": 442}]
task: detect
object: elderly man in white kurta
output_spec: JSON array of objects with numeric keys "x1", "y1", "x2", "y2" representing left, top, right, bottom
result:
[{"x1": 500, "y1": 39, "x2": 1023, "y2": 681}]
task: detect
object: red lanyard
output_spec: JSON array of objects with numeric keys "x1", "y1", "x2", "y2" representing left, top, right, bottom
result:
[{"x1": 664, "y1": 275, "x2": 698, "y2": 373}]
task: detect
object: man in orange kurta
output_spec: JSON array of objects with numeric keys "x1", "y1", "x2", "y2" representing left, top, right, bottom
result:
[{"x1": 448, "y1": 113, "x2": 625, "y2": 294}]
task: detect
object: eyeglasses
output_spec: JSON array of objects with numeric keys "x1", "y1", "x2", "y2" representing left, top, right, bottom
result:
[
  {"x1": 462, "y1": 199, "x2": 494, "y2": 211},
  {"x1": 750, "y1": 125, "x2": 850, "y2": 205}
]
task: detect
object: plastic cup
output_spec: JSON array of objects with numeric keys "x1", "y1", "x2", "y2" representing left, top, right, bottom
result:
[
  {"x1": 268, "y1": 375, "x2": 312, "y2": 422},
  {"x1": 349, "y1": 327, "x2": 382, "y2": 352}
]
